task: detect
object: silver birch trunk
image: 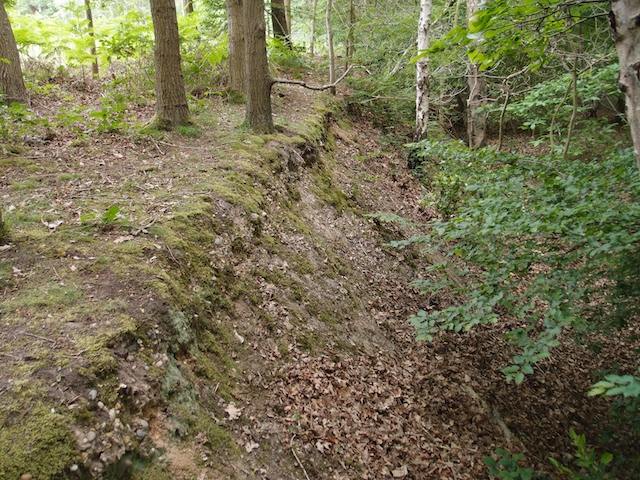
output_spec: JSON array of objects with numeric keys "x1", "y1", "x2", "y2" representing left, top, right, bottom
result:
[
  {"x1": 466, "y1": 0, "x2": 487, "y2": 149},
  {"x1": 415, "y1": 0, "x2": 432, "y2": 140}
]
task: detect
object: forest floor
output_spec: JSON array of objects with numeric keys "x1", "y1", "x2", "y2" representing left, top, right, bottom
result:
[{"x1": 0, "y1": 76, "x2": 638, "y2": 479}]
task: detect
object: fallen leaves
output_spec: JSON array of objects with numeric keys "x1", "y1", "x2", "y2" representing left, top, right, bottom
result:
[{"x1": 224, "y1": 403, "x2": 242, "y2": 421}]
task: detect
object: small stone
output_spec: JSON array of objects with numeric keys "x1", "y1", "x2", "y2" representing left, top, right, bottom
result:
[
  {"x1": 88, "y1": 389, "x2": 97, "y2": 401},
  {"x1": 97, "y1": 401, "x2": 105, "y2": 410},
  {"x1": 135, "y1": 429, "x2": 147, "y2": 440},
  {"x1": 20, "y1": 474, "x2": 33, "y2": 480},
  {"x1": 70, "y1": 464, "x2": 79, "y2": 472},
  {"x1": 392, "y1": 465, "x2": 408, "y2": 478},
  {"x1": 249, "y1": 213, "x2": 260, "y2": 222},
  {"x1": 136, "y1": 418, "x2": 149, "y2": 430},
  {"x1": 214, "y1": 236, "x2": 223, "y2": 246},
  {"x1": 108, "y1": 408, "x2": 116, "y2": 420},
  {"x1": 86, "y1": 430, "x2": 97, "y2": 442}
]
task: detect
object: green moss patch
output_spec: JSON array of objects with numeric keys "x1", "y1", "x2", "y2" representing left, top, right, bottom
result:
[{"x1": 0, "y1": 405, "x2": 76, "y2": 479}]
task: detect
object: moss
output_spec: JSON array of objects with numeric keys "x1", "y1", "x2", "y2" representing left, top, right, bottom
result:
[
  {"x1": 131, "y1": 462, "x2": 173, "y2": 480},
  {"x1": 167, "y1": 309, "x2": 194, "y2": 349},
  {"x1": 312, "y1": 164, "x2": 351, "y2": 213},
  {"x1": 0, "y1": 405, "x2": 76, "y2": 479},
  {"x1": 209, "y1": 171, "x2": 264, "y2": 213},
  {"x1": 2, "y1": 283, "x2": 83, "y2": 312}
]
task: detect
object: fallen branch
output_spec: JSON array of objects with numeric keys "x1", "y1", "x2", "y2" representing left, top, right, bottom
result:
[{"x1": 272, "y1": 65, "x2": 353, "y2": 91}]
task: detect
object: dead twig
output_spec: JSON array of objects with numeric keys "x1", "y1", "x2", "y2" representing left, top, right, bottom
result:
[
  {"x1": 272, "y1": 65, "x2": 353, "y2": 91},
  {"x1": 290, "y1": 436, "x2": 312, "y2": 480},
  {"x1": 20, "y1": 331, "x2": 57, "y2": 344}
]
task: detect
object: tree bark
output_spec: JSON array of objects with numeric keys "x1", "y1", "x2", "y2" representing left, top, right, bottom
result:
[
  {"x1": 244, "y1": 0, "x2": 274, "y2": 133},
  {"x1": 326, "y1": 0, "x2": 336, "y2": 95},
  {"x1": 345, "y1": 0, "x2": 356, "y2": 68},
  {"x1": 309, "y1": 0, "x2": 318, "y2": 55},
  {"x1": 611, "y1": 0, "x2": 640, "y2": 168},
  {"x1": 149, "y1": 0, "x2": 190, "y2": 129},
  {"x1": 415, "y1": 0, "x2": 432, "y2": 140},
  {"x1": 0, "y1": 206, "x2": 7, "y2": 244},
  {"x1": 0, "y1": 1, "x2": 27, "y2": 103},
  {"x1": 466, "y1": 0, "x2": 487, "y2": 149},
  {"x1": 271, "y1": 0, "x2": 291, "y2": 46},
  {"x1": 226, "y1": 0, "x2": 245, "y2": 93},
  {"x1": 563, "y1": 57, "x2": 579, "y2": 160},
  {"x1": 84, "y1": 0, "x2": 99, "y2": 79},
  {"x1": 284, "y1": 0, "x2": 291, "y2": 34},
  {"x1": 184, "y1": 0, "x2": 194, "y2": 14}
]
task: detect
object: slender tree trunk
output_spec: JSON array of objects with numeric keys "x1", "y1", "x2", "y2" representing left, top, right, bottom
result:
[
  {"x1": 271, "y1": 0, "x2": 291, "y2": 46},
  {"x1": 244, "y1": 0, "x2": 274, "y2": 132},
  {"x1": 309, "y1": 0, "x2": 318, "y2": 55},
  {"x1": 284, "y1": 0, "x2": 291, "y2": 34},
  {"x1": 184, "y1": 0, "x2": 194, "y2": 14},
  {"x1": 326, "y1": 0, "x2": 336, "y2": 95},
  {"x1": 226, "y1": 0, "x2": 245, "y2": 94},
  {"x1": 415, "y1": 0, "x2": 432, "y2": 140},
  {"x1": 611, "y1": 0, "x2": 640, "y2": 168},
  {"x1": 497, "y1": 88, "x2": 510, "y2": 151},
  {"x1": 0, "y1": 206, "x2": 7, "y2": 244},
  {"x1": 84, "y1": 0, "x2": 99, "y2": 79},
  {"x1": 466, "y1": 0, "x2": 487, "y2": 149},
  {"x1": 0, "y1": 1, "x2": 27, "y2": 103},
  {"x1": 345, "y1": 0, "x2": 356, "y2": 68},
  {"x1": 149, "y1": 0, "x2": 190, "y2": 129},
  {"x1": 563, "y1": 59, "x2": 579, "y2": 160}
]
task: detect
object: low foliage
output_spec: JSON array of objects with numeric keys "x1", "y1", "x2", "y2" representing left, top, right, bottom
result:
[{"x1": 379, "y1": 141, "x2": 640, "y2": 384}]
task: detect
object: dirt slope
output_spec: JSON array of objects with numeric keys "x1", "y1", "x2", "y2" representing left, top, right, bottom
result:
[{"x1": 0, "y1": 85, "x2": 634, "y2": 479}]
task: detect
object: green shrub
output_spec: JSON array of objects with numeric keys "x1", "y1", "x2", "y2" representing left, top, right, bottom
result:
[{"x1": 384, "y1": 141, "x2": 640, "y2": 383}]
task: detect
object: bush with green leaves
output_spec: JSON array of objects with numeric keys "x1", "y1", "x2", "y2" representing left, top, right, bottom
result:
[
  {"x1": 486, "y1": 431, "x2": 614, "y2": 480},
  {"x1": 376, "y1": 140, "x2": 640, "y2": 384},
  {"x1": 488, "y1": 64, "x2": 622, "y2": 138}
]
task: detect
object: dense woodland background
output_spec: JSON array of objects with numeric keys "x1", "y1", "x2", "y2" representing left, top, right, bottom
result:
[{"x1": 1, "y1": 0, "x2": 640, "y2": 478}]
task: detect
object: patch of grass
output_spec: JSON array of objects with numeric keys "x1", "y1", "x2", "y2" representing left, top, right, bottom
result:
[
  {"x1": 57, "y1": 172, "x2": 81, "y2": 182},
  {"x1": 176, "y1": 124, "x2": 202, "y2": 138},
  {"x1": 11, "y1": 178, "x2": 40, "y2": 191}
]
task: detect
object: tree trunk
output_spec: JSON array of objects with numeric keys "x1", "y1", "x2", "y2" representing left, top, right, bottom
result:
[
  {"x1": 226, "y1": 0, "x2": 245, "y2": 94},
  {"x1": 309, "y1": 0, "x2": 318, "y2": 55},
  {"x1": 0, "y1": 1, "x2": 27, "y2": 103},
  {"x1": 611, "y1": 0, "x2": 640, "y2": 168},
  {"x1": 84, "y1": 0, "x2": 99, "y2": 79},
  {"x1": 0, "y1": 206, "x2": 7, "y2": 244},
  {"x1": 184, "y1": 0, "x2": 194, "y2": 14},
  {"x1": 345, "y1": 0, "x2": 356, "y2": 68},
  {"x1": 244, "y1": 0, "x2": 274, "y2": 133},
  {"x1": 284, "y1": 0, "x2": 291, "y2": 34},
  {"x1": 326, "y1": 0, "x2": 336, "y2": 95},
  {"x1": 149, "y1": 0, "x2": 190, "y2": 129},
  {"x1": 271, "y1": 0, "x2": 291, "y2": 46},
  {"x1": 466, "y1": 0, "x2": 487, "y2": 149},
  {"x1": 415, "y1": 0, "x2": 432, "y2": 140},
  {"x1": 563, "y1": 57, "x2": 579, "y2": 160}
]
